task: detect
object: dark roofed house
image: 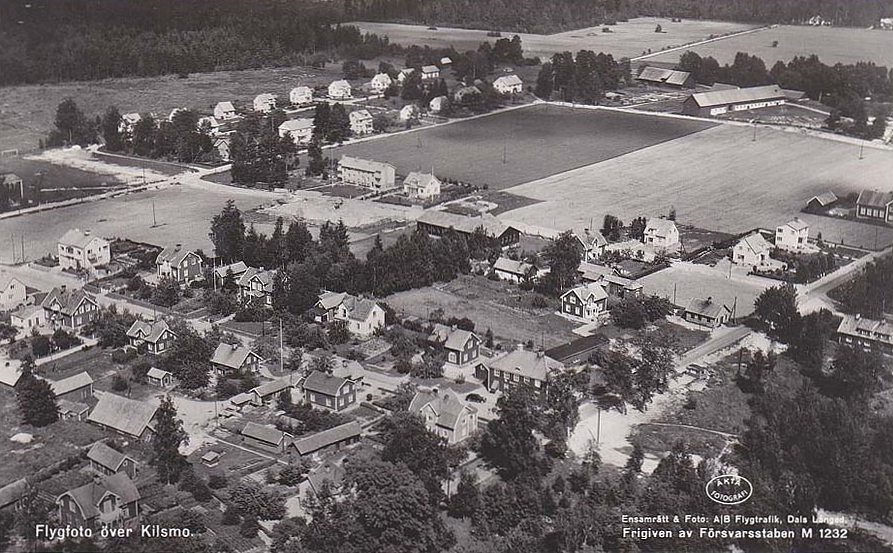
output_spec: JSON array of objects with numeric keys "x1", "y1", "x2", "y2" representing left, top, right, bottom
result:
[
  {"x1": 292, "y1": 421, "x2": 362, "y2": 457},
  {"x1": 805, "y1": 191, "x2": 838, "y2": 212},
  {"x1": 213, "y1": 261, "x2": 248, "y2": 287},
  {"x1": 307, "y1": 461, "x2": 345, "y2": 495},
  {"x1": 302, "y1": 370, "x2": 356, "y2": 412},
  {"x1": 241, "y1": 422, "x2": 292, "y2": 453},
  {"x1": 409, "y1": 388, "x2": 478, "y2": 444},
  {"x1": 238, "y1": 267, "x2": 276, "y2": 307},
  {"x1": 475, "y1": 345, "x2": 563, "y2": 395},
  {"x1": 48, "y1": 371, "x2": 93, "y2": 402},
  {"x1": 250, "y1": 378, "x2": 293, "y2": 406},
  {"x1": 417, "y1": 211, "x2": 520, "y2": 248},
  {"x1": 58, "y1": 399, "x2": 90, "y2": 421},
  {"x1": 87, "y1": 442, "x2": 138, "y2": 479},
  {"x1": 855, "y1": 189, "x2": 893, "y2": 224},
  {"x1": 41, "y1": 287, "x2": 99, "y2": 330},
  {"x1": 430, "y1": 324, "x2": 481, "y2": 367},
  {"x1": 146, "y1": 367, "x2": 173, "y2": 387},
  {"x1": 837, "y1": 314, "x2": 893, "y2": 356},
  {"x1": 636, "y1": 66, "x2": 696, "y2": 88},
  {"x1": 683, "y1": 297, "x2": 731, "y2": 328},
  {"x1": 126, "y1": 319, "x2": 176, "y2": 355},
  {"x1": 492, "y1": 257, "x2": 537, "y2": 283},
  {"x1": 88, "y1": 393, "x2": 158, "y2": 441},
  {"x1": 56, "y1": 472, "x2": 140, "y2": 530},
  {"x1": 0, "y1": 478, "x2": 30, "y2": 512},
  {"x1": 211, "y1": 343, "x2": 262, "y2": 376},
  {"x1": 156, "y1": 245, "x2": 203, "y2": 284}
]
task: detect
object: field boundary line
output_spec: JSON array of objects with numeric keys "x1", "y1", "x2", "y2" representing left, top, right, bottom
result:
[{"x1": 632, "y1": 24, "x2": 774, "y2": 62}]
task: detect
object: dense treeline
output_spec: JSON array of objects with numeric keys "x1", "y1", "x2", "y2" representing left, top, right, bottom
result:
[
  {"x1": 355, "y1": 0, "x2": 893, "y2": 32},
  {"x1": 828, "y1": 254, "x2": 893, "y2": 318},
  {"x1": 535, "y1": 50, "x2": 630, "y2": 103},
  {"x1": 0, "y1": 0, "x2": 392, "y2": 85}
]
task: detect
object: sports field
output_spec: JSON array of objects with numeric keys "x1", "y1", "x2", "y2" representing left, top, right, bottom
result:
[
  {"x1": 646, "y1": 24, "x2": 893, "y2": 69},
  {"x1": 500, "y1": 121, "x2": 893, "y2": 250},
  {"x1": 327, "y1": 104, "x2": 715, "y2": 190},
  {"x1": 351, "y1": 18, "x2": 756, "y2": 61}
]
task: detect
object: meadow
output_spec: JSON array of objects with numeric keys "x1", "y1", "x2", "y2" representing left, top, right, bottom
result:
[
  {"x1": 499, "y1": 121, "x2": 893, "y2": 250},
  {"x1": 350, "y1": 18, "x2": 756, "y2": 61},
  {"x1": 646, "y1": 24, "x2": 893, "y2": 69},
  {"x1": 326, "y1": 104, "x2": 715, "y2": 190}
]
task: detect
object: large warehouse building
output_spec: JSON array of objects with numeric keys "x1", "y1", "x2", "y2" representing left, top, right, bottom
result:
[
  {"x1": 682, "y1": 85, "x2": 789, "y2": 117},
  {"x1": 636, "y1": 66, "x2": 696, "y2": 88}
]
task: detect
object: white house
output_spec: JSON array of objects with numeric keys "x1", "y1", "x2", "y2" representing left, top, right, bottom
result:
[
  {"x1": 429, "y1": 96, "x2": 449, "y2": 113},
  {"x1": 58, "y1": 229, "x2": 111, "y2": 273},
  {"x1": 732, "y1": 232, "x2": 787, "y2": 271},
  {"x1": 314, "y1": 291, "x2": 385, "y2": 338},
  {"x1": 253, "y1": 93, "x2": 277, "y2": 113},
  {"x1": 290, "y1": 86, "x2": 314, "y2": 105},
  {"x1": 493, "y1": 75, "x2": 523, "y2": 95},
  {"x1": 338, "y1": 156, "x2": 396, "y2": 190},
  {"x1": 399, "y1": 104, "x2": 420, "y2": 122},
  {"x1": 573, "y1": 228, "x2": 608, "y2": 262},
  {"x1": 492, "y1": 257, "x2": 537, "y2": 283},
  {"x1": 644, "y1": 219, "x2": 680, "y2": 253},
  {"x1": 421, "y1": 65, "x2": 440, "y2": 80},
  {"x1": 775, "y1": 218, "x2": 811, "y2": 252},
  {"x1": 119, "y1": 113, "x2": 142, "y2": 134},
  {"x1": 214, "y1": 101, "x2": 237, "y2": 120},
  {"x1": 398, "y1": 68, "x2": 415, "y2": 84},
  {"x1": 0, "y1": 273, "x2": 27, "y2": 311},
  {"x1": 370, "y1": 73, "x2": 392, "y2": 93},
  {"x1": 403, "y1": 172, "x2": 441, "y2": 199},
  {"x1": 278, "y1": 119, "x2": 314, "y2": 145},
  {"x1": 560, "y1": 283, "x2": 609, "y2": 322},
  {"x1": 328, "y1": 80, "x2": 352, "y2": 100},
  {"x1": 440, "y1": 57, "x2": 452, "y2": 67},
  {"x1": 349, "y1": 110, "x2": 374, "y2": 135},
  {"x1": 409, "y1": 389, "x2": 478, "y2": 445}
]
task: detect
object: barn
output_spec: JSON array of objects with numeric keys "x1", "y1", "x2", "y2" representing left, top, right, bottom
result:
[{"x1": 682, "y1": 85, "x2": 790, "y2": 117}]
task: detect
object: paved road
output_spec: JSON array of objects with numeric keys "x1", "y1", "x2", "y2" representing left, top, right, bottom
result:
[{"x1": 676, "y1": 325, "x2": 752, "y2": 368}]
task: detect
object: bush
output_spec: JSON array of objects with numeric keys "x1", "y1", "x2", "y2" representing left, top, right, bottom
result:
[
  {"x1": 112, "y1": 375, "x2": 129, "y2": 392},
  {"x1": 52, "y1": 328, "x2": 80, "y2": 350},
  {"x1": 239, "y1": 517, "x2": 260, "y2": 538},
  {"x1": 112, "y1": 348, "x2": 137, "y2": 364},
  {"x1": 222, "y1": 505, "x2": 241, "y2": 525},
  {"x1": 208, "y1": 474, "x2": 228, "y2": 490},
  {"x1": 32, "y1": 335, "x2": 52, "y2": 357},
  {"x1": 277, "y1": 461, "x2": 309, "y2": 486},
  {"x1": 531, "y1": 295, "x2": 549, "y2": 308}
]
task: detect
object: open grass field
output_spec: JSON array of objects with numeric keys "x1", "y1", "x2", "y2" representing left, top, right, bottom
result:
[
  {"x1": 0, "y1": 64, "x2": 354, "y2": 153},
  {"x1": 327, "y1": 104, "x2": 715, "y2": 190},
  {"x1": 0, "y1": 156, "x2": 124, "y2": 203},
  {"x1": 350, "y1": 18, "x2": 756, "y2": 61},
  {"x1": 646, "y1": 24, "x2": 893, "y2": 69},
  {"x1": 386, "y1": 274, "x2": 578, "y2": 348},
  {"x1": 500, "y1": 120, "x2": 893, "y2": 249}
]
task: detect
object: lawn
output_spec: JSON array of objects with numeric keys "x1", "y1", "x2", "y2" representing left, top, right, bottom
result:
[
  {"x1": 350, "y1": 18, "x2": 756, "y2": 61},
  {"x1": 646, "y1": 24, "x2": 893, "y2": 70},
  {"x1": 0, "y1": 156, "x2": 124, "y2": 206},
  {"x1": 638, "y1": 262, "x2": 773, "y2": 316},
  {"x1": 385, "y1": 274, "x2": 578, "y2": 348},
  {"x1": 325, "y1": 104, "x2": 715, "y2": 191},
  {"x1": 500, "y1": 122, "x2": 893, "y2": 249}
]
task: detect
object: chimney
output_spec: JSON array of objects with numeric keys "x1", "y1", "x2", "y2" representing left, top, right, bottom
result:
[
  {"x1": 84, "y1": 229, "x2": 91, "y2": 236},
  {"x1": 855, "y1": 314, "x2": 861, "y2": 320},
  {"x1": 61, "y1": 285, "x2": 67, "y2": 293},
  {"x1": 516, "y1": 343, "x2": 525, "y2": 351},
  {"x1": 231, "y1": 343, "x2": 239, "y2": 351},
  {"x1": 536, "y1": 351, "x2": 545, "y2": 359},
  {"x1": 706, "y1": 296, "x2": 712, "y2": 303},
  {"x1": 451, "y1": 324, "x2": 457, "y2": 332}
]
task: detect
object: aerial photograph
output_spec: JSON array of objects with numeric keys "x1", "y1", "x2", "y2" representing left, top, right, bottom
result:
[{"x1": 0, "y1": 0, "x2": 892, "y2": 551}]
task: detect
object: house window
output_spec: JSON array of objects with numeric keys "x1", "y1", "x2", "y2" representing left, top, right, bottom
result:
[{"x1": 309, "y1": 393, "x2": 316, "y2": 402}]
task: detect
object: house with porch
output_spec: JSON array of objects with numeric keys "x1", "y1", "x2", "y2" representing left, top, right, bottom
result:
[
  {"x1": 126, "y1": 319, "x2": 176, "y2": 355},
  {"x1": 56, "y1": 473, "x2": 140, "y2": 531},
  {"x1": 58, "y1": 229, "x2": 111, "y2": 273},
  {"x1": 430, "y1": 324, "x2": 481, "y2": 367},
  {"x1": 314, "y1": 291, "x2": 385, "y2": 338},
  {"x1": 156, "y1": 245, "x2": 203, "y2": 285},
  {"x1": 403, "y1": 172, "x2": 441, "y2": 199},
  {"x1": 328, "y1": 80, "x2": 352, "y2": 100},
  {"x1": 290, "y1": 86, "x2": 314, "y2": 105},
  {"x1": 560, "y1": 282, "x2": 609, "y2": 322},
  {"x1": 732, "y1": 232, "x2": 787, "y2": 271},
  {"x1": 370, "y1": 73, "x2": 392, "y2": 92},
  {"x1": 493, "y1": 74, "x2": 523, "y2": 94},
  {"x1": 409, "y1": 388, "x2": 478, "y2": 444},
  {"x1": 237, "y1": 267, "x2": 275, "y2": 307},
  {"x1": 41, "y1": 287, "x2": 100, "y2": 330}
]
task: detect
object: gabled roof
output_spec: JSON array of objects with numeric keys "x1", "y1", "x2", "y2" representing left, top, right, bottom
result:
[
  {"x1": 338, "y1": 156, "x2": 394, "y2": 174},
  {"x1": 330, "y1": 356, "x2": 365, "y2": 381},
  {"x1": 41, "y1": 287, "x2": 98, "y2": 316},
  {"x1": 493, "y1": 256, "x2": 533, "y2": 276},
  {"x1": 291, "y1": 86, "x2": 312, "y2": 95},
  {"x1": 688, "y1": 85, "x2": 787, "y2": 108},
  {"x1": 302, "y1": 370, "x2": 349, "y2": 397},
  {"x1": 49, "y1": 371, "x2": 93, "y2": 397},
  {"x1": 856, "y1": 189, "x2": 893, "y2": 209},
  {"x1": 88, "y1": 393, "x2": 157, "y2": 438},
  {"x1": 417, "y1": 210, "x2": 512, "y2": 237},
  {"x1": 215, "y1": 101, "x2": 235, "y2": 112},
  {"x1": 293, "y1": 421, "x2": 362, "y2": 455},
  {"x1": 308, "y1": 461, "x2": 345, "y2": 493},
  {"x1": 252, "y1": 377, "x2": 292, "y2": 398},
  {"x1": 637, "y1": 66, "x2": 692, "y2": 86},
  {"x1": 317, "y1": 290, "x2": 347, "y2": 310},
  {"x1": 421, "y1": 65, "x2": 439, "y2": 73},
  {"x1": 254, "y1": 93, "x2": 276, "y2": 103},
  {"x1": 409, "y1": 389, "x2": 476, "y2": 430},
  {"x1": 486, "y1": 348, "x2": 563, "y2": 381},
  {"x1": 146, "y1": 367, "x2": 171, "y2": 380},
  {"x1": 807, "y1": 191, "x2": 838, "y2": 207},
  {"x1": 329, "y1": 80, "x2": 351, "y2": 89},
  {"x1": 59, "y1": 473, "x2": 140, "y2": 519},
  {"x1": 562, "y1": 282, "x2": 609, "y2": 304},
  {"x1": 837, "y1": 315, "x2": 893, "y2": 346},
  {"x1": 214, "y1": 261, "x2": 248, "y2": 278},
  {"x1": 780, "y1": 218, "x2": 809, "y2": 232},
  {"x1": 156, "y1": 245, "x2": 199, "y2": 266},
  {"x1": 736, "y1": 232, "x2": 771, "y2": 255},
  {"x1": 211, "y1": 343, "x2": 261, "y2": 370},
  {"x1": 237, "y1": 267, "x2": 275, "y2": 290},
  {"x1": 0, "y1": 478, "x2": 29, "y2": 509},
  {"x1": 58, "y1": 399, "x2": 89, "y2": 417},
  {"x1": 126, "y1": 319, "x2": 174, "y2": 343},
  {"x1": 87, "y1": 442, "x2": 131, "y2": 472},
  {"x1": 404, "y1": 172, "x2": 440, "y2": 190},
  {"x1": 494, "y1": 74, "x2": 523, "y2": 87},
  {"x1": 343, "y1": 295, "x2": 380, "y2": 323},
  {"x1": 430, "y1": 324, "x2": 478, "y2": 351},
  {"x1": 0, "y1": 359, "x2": 23, "y2": 387},
  {"x1": 0, "y1": 173, "x2": 22, "y2": 185},
  {"x1": 371, "y1": 73, "x2": 392, "y2": 84},
  {"x1": 59, "y1": 229, "x2": 106, "y2": 249},
  {"x1": 645, "y1": 218, "x2": 677, "y2": 238},
  {"x1": 578, "y1": 262, "x2": 615, "y2": 282},
  {"x1": 242, "y1": 422, "x2": 287, "y2": 445},
  {"x1": 573, "y1": 228, "x2": 608, "y2": 249},
  {"x1": 349, "y1": 109, "x2": 373, "y2": 122},
  {"x1": 685, "y1": 298, "x2": 730, "y2": 319},
  {"x1": 279, "y1": 119, "x2": 313, "y2": 133}
]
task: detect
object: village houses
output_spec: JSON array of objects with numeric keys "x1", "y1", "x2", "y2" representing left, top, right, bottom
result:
[
  {"x1": 349, "y1": 109, "x2": 374, "y2": 135},
  {"x1": 560, "y1": 282, "x2": 609, "y2": 322},
  {"x1": 732, "y1": 232, "x2": 787, "y2": 271},
  {"x1": 237, "y1": 267, "x2": 275, "y2": 307},
  {"x1": 313, "y1": 290, "x2": 386, "y2": 338},
  {"x1": 156, "y1": 244, "x2": 203, "y2": 284},
  {"x1": 41, "y1": 287, "x2": 100, "y2": 330},
  {"x1": 279, "y1": 119, "x2": 314, "y2": 145},
  {"x1": 493, "y1": 74, "x2": 523, "y2": 94},
  {"x1": 430, "y1": 324, "x2": 482, "y2": 367},
  {"x1": 302, "y1": 370, "x2": 357, "y2": 412},
  {"x1": 644, "y1": 218, "x2": 680, "y2": 253},
  {"x1": 211, "y1": 343, "x2": 263, "y2": 376},
  {"x1": 409, "y1": 388, "x2": 478, "y2": 444},
  {"x1": 126, "y1": 319, "x2": 176, "y2": 355},
  {"x1": 403, "y1": 171, "x2": 441, "y2": 199},
  {"x1": 214, "y1": 101, "x2": 237, "y2": 120},
  {"x1": 328, "y1": 80, "x2": 352, "y2": 100},
  {"x1": 58, "y1": 229, "x2": 111, "y2": 273},
  {"x1": 290, "y1": 86, "x2": 313, "y2": 105},
  {"x1": 370, "y1": 73, "x2": 392, "y2": 92}
]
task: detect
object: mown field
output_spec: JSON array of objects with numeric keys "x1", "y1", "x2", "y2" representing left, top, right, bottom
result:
[
  {"x1": 350, "y1": 18, "x2": 756, "y2": 61},
  {"x1": 646, "y1": 24, "x2": 893, "y2": 68},
  {"x1": 327, "y1": 104, "x2": 715, "y2": 190},
  {"x1": 500, "y1": 122, "x2": 893, "y2": 249}
]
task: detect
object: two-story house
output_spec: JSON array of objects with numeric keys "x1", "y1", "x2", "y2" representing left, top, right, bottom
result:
[
  {"x1": 349, "y1": 109, "x2": 374, "y2": 135},
  {"x1": 775, "y1": 218, "x2": 810, "y2": 252},
  {"x1": 290, "y1": 86, "x2": 313, "y2": 105},
  {"x1": 0, "y1": 273, "x2": 27, "y2": 311},
  {"x1": 156, "y1": 245, "x2": 203, "y2": 285},
  {"x1": 409, "y1": 388, "x2": 478, "y2": 444},
  {"x1": 211, "y1": 343, "x2": 263, "y2": 376},
  {"x1": 403, "y1": 172, "x2": 441, "y2": 199},
  {"x1": 87, "y1": 442, "x2": 138, "y2": 479},
  {"x1": 732, "y1": 232, "x2": 787, "y2": 271},
  {"x1": 493, "y1": 75, "x2": 523, "y2": 94},
  {"x1": 214, "y1": 101, "x2": 237, "y2": 120},
  {"x1": 573, "y1": 228, "x2": 608, "y2": 262},
  {"x1": 430, "y1": 324, "x2": 481, "y2": 367},
  {"x1": 314, "y1": 291, "x2": 385, "y2": 338},
  {"x1": 58, "y1": 229, "x2": 111, "y2": 273},
  {"x1": 560, "y1": 282, "x2": 609, "y2": 322},
  {"x1": 644, "y1": 219, "x2": 680, "y2": 253},
  {"x1": 328, "y1": 80, "x2": 352, "y2": 100},
  {"x1": 836, "y1": 314, "x2": 893, "y2": 355},
  {"x1": 237, "y1": 267, "x2": 275, "y2": 307},
  {"x1": 370, "y1": 73, "x2": 392, "y2": 93},
  {"x1": 126, "y1": 319, "x2": 176, "y2": 355},
  {"x1": 474, "y1": 345, "x2": 563, "y2": 395},
  {"x1": 253, "y1": 93, "x2": 277, "y2": 113},
  {"x1": 56, "y1": 473, "x2": 140, "y2": 531},
  {"x1": 41, "y1": 287, "x2": 100, "y2": 330},
  {"x1": 302, "y1": 370, "x2": 356, "y2": 412}
]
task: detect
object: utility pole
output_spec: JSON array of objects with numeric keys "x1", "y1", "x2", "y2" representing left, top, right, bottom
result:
[
  {"x1": 10, "y1": 235, "x2": 16, "y2": 264},
  {"x1": 152, "y1": 200, "x2": 157, "y2": 228},
  {"x1": 859, "y1": 140, "x2": 865, "y2": 160},
  {"x1": 20, "y1": 235, "x2": 24, "y2": 263},
  {"x1": 673, "y1": 282, "x2": 677, "y2": 305},
  {"x1": 280, "y1": 318, "x2": 284, "y2": 376}
]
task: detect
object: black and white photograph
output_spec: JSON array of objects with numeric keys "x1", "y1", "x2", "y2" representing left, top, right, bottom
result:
[{"x1": 0, "y1": 1, "x2": 892, "y2": 552}]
